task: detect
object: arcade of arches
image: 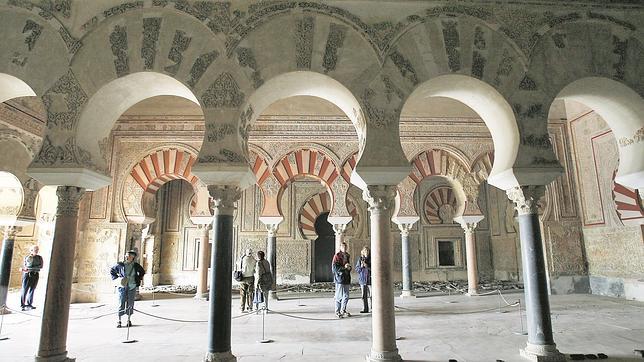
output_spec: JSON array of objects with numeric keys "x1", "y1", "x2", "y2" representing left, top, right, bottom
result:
[{"x1": 0, "y1": 1, "x2": 643, "y2": 361}]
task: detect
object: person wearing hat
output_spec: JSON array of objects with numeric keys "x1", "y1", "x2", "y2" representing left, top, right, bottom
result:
[{"x1": 110, "y1": 250, "x2": 145, "y2": 328}]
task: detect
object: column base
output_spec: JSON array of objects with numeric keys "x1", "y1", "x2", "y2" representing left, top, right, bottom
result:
[
  {"x1": 466, "y1": 289, "x2": 479, "y2": 296},
  {"x1": 269, "y1": 291, "x2": 279, "y2": 300},
  {"x1": 520, "y1": 343, "x2": 565, "y2": 362},
  {"x1": 0, "y1": 306, "x2": 11, "y2": 315},
  {"x1": 194, "y1": 292, "x2": 209, "y2": 301},
  {"x1": 366, "y1": 349, "x2": 402, "y2": 361},
  {"x1": 400, "y1": 290, "x2": 416, "y2": 298},
  {"x1": 35, "y1": 352, "x2": 75, "y2": 362},
  {"x1": 204, "y1": 351, "x2": 236, "y2": 362}
]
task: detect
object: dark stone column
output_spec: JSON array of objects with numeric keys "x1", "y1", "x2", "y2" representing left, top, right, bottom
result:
[
  {"x1": 0, "y1": 226, "x2": 18, "y2": 314},
  {"x1": 507, "y1": 186, "x2": 564, "y2": 362},
  {"x1": 36, "y1": 186, "x2": 85, "y2": 362},
  {"x1": 204, "y1": 185, "x2": 240, "y2": 362},
  {"x1": 364, "y1": 186, "x2": 401, "y2": 362}
]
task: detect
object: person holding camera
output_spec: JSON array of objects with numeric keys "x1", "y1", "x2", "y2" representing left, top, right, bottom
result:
[
  {"x1": 332, "y1": 241, "x2": 352, "y2": 318},
  {"x1": 237, "y1": 248, "x2": 256, "y2": 313},
  {"x1": 355, "y1": 246, "x2": 371, "y2": 313},
  {"x1": 110, "y1": 250, "x2": 145, "y2": 328}
]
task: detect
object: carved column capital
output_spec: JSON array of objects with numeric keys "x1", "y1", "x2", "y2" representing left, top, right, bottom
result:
[
  {"x1": 362, "y1": 185, "x2": 397, "y2": 214},
  {"x1": 197, "y1": 223, "x2": 211, "y2": 230},
  {"x1": 207, "y1": 185, "x2": 241, "y2": 216},
  {"x1": 332, "y1": 223, "x2": 348, "y2": 236},
  {"x1": 55, "y1": 186, "x2": 85, "y2": 217},
  {"x1": 3, "y1": 225, "x2": 20, "y2": 239},
  {"x1": 396, "y1": 222, "x2": 416, "y2": 236},
  {"x1": 506, "y1": 185, "x2": 546, "y2": 216},
  {"x1": 265, "y1": 223, "x2": 279, "y2": 237}
]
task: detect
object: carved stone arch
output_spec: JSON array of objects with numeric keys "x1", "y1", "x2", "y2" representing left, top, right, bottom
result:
[
  {"x1": 470, "y1": 151, "x2": 495, "y2": 183},
  {"x1": 248, "y1": 147, "x2": 271, "y2": 186},
  {"x1": 298, "y1": 191, "x2": 360, "y2": 240},
  {"x1": 120, "y1": 146, "x2": 206, "y2": 223},
  {"x1": 385, "y1": 7, "x2": 529, "y2": 72},
  {"x1": 383, "y1": 12, "x2": 528, "y2": 104},
  {"x1": 526, "y1": 19, "x2": 642, "y2": 97},
  {"x1": 272, "y1": 148, "x2": 341, "y2": 190},
  {"x1": 271, "y1": 142, "x2": 342, "y2": 172},
  {"x1": 423, "y1": 185, "x2": 458, "y2": 225},
  {"x1": 0, "y1": 128, "x2": 36, "y2": 159},
  {"x1": 0, "y1": 6, "x2": 72, "y2": 96},
  {"x1": 340, "y1": 152, "x2": 359, "y2": 183},
  {"x1": 408, "y1": 148, "x2": 470, "y2": 183}
]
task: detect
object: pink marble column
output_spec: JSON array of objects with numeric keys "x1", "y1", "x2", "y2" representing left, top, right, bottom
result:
[
  {"x1": 364, "y1": 185, "x2": 401, "y2": 361},
  {"x1": 455, "y1": 214, "x2": 484, "y2": 296},
  {"x1": 196, "y1": 223, "x2": 211, "y2": 300},
  {"x1": 36, "y1": 186, "x2": 85, "y2": 362}
]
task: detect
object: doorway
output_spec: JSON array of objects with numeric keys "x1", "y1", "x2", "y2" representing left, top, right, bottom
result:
[{"x1": 313, "y1": 212, "x2": 335, "y2": 282}]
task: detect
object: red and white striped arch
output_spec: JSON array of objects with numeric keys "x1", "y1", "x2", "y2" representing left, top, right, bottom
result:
[
  {"x1": 612, "y1": 173, "x2": 644, "y2": 226},
  {"x1": 273, "y1": 149, "x2": 339, "y2": 188},
  {"x1": 409, "y1": 149, "x2": 468, "y2": 184},
  {"x1": 341, "y1": 152, "x2": 358, "y2": 183},
  {"x1": 299, "y1": 192, "x2": 359, "y2": 240},
  {"x1": 250, "y1": 151, "x2": 270, "y2": 185},
  {"x1": 130, "y1": 148, "x2": 199, "y2": 194},
  {"x1": 424, "y1": 186, "x2": 457, "y2": 224}
]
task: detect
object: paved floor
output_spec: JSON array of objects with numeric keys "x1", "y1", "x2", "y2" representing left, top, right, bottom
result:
[{"x1": 1, "y1": 290, "x2": 643, "y2": 361}]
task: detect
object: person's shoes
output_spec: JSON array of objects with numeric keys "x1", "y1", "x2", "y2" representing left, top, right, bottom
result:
[
  {"x1": 342, "y1": 311, "x2": 351, "y2": 317},
  {"x1": 336, "y1": 312, "x2": 343, "y2": 319},
  {"x1": 360, "y1": 310, "x2": 369, "y2": 314},
  {"x1": 126, "y1": 320, "x2": 132, "y2": 327},
  {"x1": 28, "y1": 305, "x2": 36, "y2": 310},
  {"x1": 116, "y1": 321, "x2": 122, "y2": 328},
  {"x1": 21, "y1": 306, "x2": 26, "y2": 311}
]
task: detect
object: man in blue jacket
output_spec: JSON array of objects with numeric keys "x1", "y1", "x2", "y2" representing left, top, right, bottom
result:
[{"x1": 110, "y1": 250, "x2": 145, "y2": 328}]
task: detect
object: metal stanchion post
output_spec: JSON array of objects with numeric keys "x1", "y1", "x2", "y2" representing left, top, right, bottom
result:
[
  {"x1": 257, "y1": 307, "x2": 273, "y2": 344},
  {"x1": 514, "y1": 300, "x2": 528, "y2": 336},
  {"x1": 0, "y1": 306, "x2": 9, "y2": 341},
  {"x1": 151, "y1": 289, "x2": 159, "y2": 307},
  {"x1": 122, "y1": 314, "x2": 138, "y2": 344}
]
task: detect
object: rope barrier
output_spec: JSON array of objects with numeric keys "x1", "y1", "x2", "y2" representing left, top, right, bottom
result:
[
  {"x1": 394, "y1": 304, "x2": 508, "y2": 315},
  {"x1": 267, "y1": 309, "x2": 342, "y2": 321}
]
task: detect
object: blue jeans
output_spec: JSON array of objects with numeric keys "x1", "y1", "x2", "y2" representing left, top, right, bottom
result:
[
  {"x1": 20, "y1": 272, "x2": 39, "y2": 307},
  {"x1": 118, "y1": 287, "x2": 136, "y2": 318},
  {"x1": 334, "y1": 284, "x2": 349, "y2": 314}
]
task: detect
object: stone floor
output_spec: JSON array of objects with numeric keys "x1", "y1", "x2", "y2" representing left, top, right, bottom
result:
[{"x1": 1, "y1": 289, "x2": 643, "y2": 361}]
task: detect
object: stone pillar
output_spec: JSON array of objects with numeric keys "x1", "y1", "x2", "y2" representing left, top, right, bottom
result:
[
  {"x1": 204, "y1": 185, "x2": 240, "y2": 362},
  {"x1": 454, "y1": 215, "x2": 485, "y2": 296},
  {"x1": 396, "y1": 221, "x2": 417, "y2": 298},
  {"x1": 36, "y1": 186, "x2": 85, "y2": 362},
  {"x1": 332, "y1": 223, "x2": 348, "y2": 253},
  {"x1": 0, "y1": 226, "x2": 18, "y2": 314},
  {"x1": 363, "y1": 185, "x2": 401, "y2": 361},
  {"x1": 127, "y1": 223, "x2": 144, "y2": 259},
  {"x1": 143, "y1": 235, "x2": 159, "y2": 287},
  {"x1": 196, "y1": 223, "x2": 211, "y2": 300},
  {"x1": 265, "y1": 224, "x2": 278, "y2": 299},
  {"x1": 507, "y1": 186, "x2": 564, "y2": 362}
]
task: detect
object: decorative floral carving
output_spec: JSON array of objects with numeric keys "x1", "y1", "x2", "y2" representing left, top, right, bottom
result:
[
  {"x1": 362, "y1": 185, "x2": 396, "y2": 212},
  {"x1": 55, "y1": 186, "x2": 85, "y2": 217},
  {"x1": 207, "y1": 185, "x2": 241, "y2": 216},
  {"x1": 506, "y1": 185, "x2": 545, "y2": 216},
  {"x1": 201, "y1": 72, "x2": 245, "y2": 109}
]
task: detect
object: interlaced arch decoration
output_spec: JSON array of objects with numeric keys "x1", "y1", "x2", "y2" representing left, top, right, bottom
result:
[
  {"x1": 340, "y1": 152, "x2": 358, "y2": 183},
  {"x1": 298, "y1": 192, "x2": 359, "y2": 240},
  {"x1": 409, "y1": 149, "x2": 469, "y2": 184},
  {"x1": 250, "y1": 150, "x2": 271, "y2": 185}
]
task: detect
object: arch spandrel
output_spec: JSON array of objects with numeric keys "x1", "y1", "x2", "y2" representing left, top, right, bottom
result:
[{"x1": 0, "y1": 7, "x2": 70, "y2": 97}]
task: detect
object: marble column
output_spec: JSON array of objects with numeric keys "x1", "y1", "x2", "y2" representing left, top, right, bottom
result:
[
  {"x1": 396, "y1": 220, "x2": 418, "y2": 298},
  {"x1": 0, "y1": 226, "x2": 18, "y2": 314},
  {"x1": 454, "y1": 215, "x2": 485, "y2": 296},
  {"x1": 363, "y1": 185, "x2": 401, "y2": 361},
  {"x1": 204, "y1": 185, "x2": 240, "y2": 362},
  {"x1": 36, "y1": 186, "x2": 85, "y2": 362},
  {"x1": 332, "y1": 223, "x2": 348, "y2": 253},
  {"x1": 127, "y1": 223, "x2": 144, "y2": 258},
  {"x1": 265, "y1": 223, "x2": 278, "y2": 299},
  {"x1": 196, "y1": 223, "x2": 211, "y2": 300},
  {"x1": 143, "y1": 235, "x2": 159, "y2": 287},
  {"x1": 507, "y1": 186, "x2": 564, "y2": 362}
]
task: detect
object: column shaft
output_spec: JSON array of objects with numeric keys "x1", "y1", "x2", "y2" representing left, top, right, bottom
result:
[
  {"x1": 0, "y1": 227, "x2": 17, "y2": 310},
  {"x1": 400, "y1": 229, "x2": 413, "y2": 295},
  {"x1": 519, "y1": 212, "x2": 554, "y2": 346},
  {"x1": 36, "y1": 186, "x2": 84, "y2": 362},
  {"x1": 266, "y1": 234, "x2": 277, "y2": 295},
  {"x1": 196, "y1": 224, "x2": 210, "y2": 299},
  {"x1": 204, "y1": 185, "x2": 239, "y2": 362},
  {"x1": 464, "y1": 229, "x2": 478, "y2": 295},
  {"x1": 365, "y1": 186, "x2": 401, "y2": 361}
]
